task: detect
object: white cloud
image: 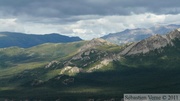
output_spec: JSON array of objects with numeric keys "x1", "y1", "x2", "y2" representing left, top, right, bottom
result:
[
  {"x1": 0, "y1": 18, "x2": 20, "y2": 31},
  {"x1": 0, "y1": 13, "x2": 180, "y2": 40},
  {"x1": 164, "y1": 14, "x2": 180, "y2": 24},
  {"x1": 59, "y1": 13, "x2": 167, "y2": 39}
]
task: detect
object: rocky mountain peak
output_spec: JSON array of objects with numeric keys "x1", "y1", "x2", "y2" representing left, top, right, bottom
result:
[
  {"x1": 121, "y1": 28, "x2": 180, "y2": 55},
  {"x1": 178, "y1": 28, "x2": 180, "y2": 31},
  {"x1": 167, "y1": 29, "x2": 180, "y2": 40},
  {"x1": 89, "y1": 38, "x2": 114, "y2": 46},
  {"x1": 79, "y1": 38, "x2": 114, "y2": 52}
]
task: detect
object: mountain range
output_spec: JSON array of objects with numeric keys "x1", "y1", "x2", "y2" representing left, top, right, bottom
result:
[
  {"x1": 102, "y1": 24, "x2": 180, "y2": 45},
  {"x1": 0, "y1": 32, "x2": 82, "y2": 48},
  {"x1": 1, "y1": 24, "x2": 179, "y2": 48},
  {"x1": 0, "y1": 27, "x2": 180, "y2": 100}
]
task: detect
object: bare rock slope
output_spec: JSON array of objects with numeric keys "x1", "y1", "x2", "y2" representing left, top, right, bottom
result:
[{"x1": 121, "y1": 29, "x2": 180, "y2": 55}]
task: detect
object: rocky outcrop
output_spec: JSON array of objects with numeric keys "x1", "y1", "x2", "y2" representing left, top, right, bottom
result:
[
  {"x1": 63, "y1": 38, "x2": 117, "y2": 67},
  {"x1": 45, "y1": 61, "x2": 59, "y2": 68},
  {"x1": 87, "y1": 59, "x2": 112, "y2": 72},
  {"x1": 61, "y1": 38, "x2": 121, "y2": 74},
  {"x1": 78, "y1": 38, "x2": 115, "y2": 52},
  {"x1": 167, "y1": 29, "x2": 180, "y2": 40},
  {"x1": 121, "y1": 29, "x2": 180, "y2": 55},
  {"x1": 60, "y1": 66, "x2": 84, "y2": 75}
]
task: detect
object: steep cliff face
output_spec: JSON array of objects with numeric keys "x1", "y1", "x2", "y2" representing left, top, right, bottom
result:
[{"x1": 121, "y1": 29, "x2": 180, "y2": 55}]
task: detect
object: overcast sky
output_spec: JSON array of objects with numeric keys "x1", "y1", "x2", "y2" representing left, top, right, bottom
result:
[{"x1": 1, "y1": 0, "x2": 180, "y2": 39}]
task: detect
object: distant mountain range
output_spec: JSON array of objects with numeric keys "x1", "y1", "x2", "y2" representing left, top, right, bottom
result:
[
  {"x1": 102, "y1": 24, "x2": 180, "y2": 45},
  {"x1": 0, "y1": 32, "x2": 82, "y2": 48},
  {"x1": 1, "y1": 24, "x2": 179, "y2": 48}
]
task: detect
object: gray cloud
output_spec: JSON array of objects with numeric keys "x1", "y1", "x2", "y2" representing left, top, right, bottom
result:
[
  {"x1": 0, "y1": 0, "x2": 180, "y2": 40},
  {"x1": 1, "y1": 0, "x2": 180, "y2": 19}
]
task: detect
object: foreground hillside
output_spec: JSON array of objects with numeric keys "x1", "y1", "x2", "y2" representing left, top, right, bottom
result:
[
  {"x1": 0, "y1": 29, "x2": 180, "y2": 100},
  {"x1": 0, "y1": 39, "x2": 124, "y2": 100}
]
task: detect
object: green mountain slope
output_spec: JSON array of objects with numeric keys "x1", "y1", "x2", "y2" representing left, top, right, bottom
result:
[
  {"x1": 0, "y1": 41, "x2": 86, "y2": 79},
  {"x1": 0, "y1": 39, "x2": 123, "y2": 100},
  {"x1": 0, "y1": 29, "x2": 180, "y2": 100}
]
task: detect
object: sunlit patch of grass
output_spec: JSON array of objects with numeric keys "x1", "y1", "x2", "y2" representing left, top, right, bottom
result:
[
  {"x1": 95, "y1": 62, "x2": 115, "y2": 72},
  {"x1": 0, "y1": 47, "x2": 24, "y2": 56},
  {"x1": 40, "y1": 69, "x2": 62, "y2": 81},
  {"x1": 0, "y1": 62, "x2": 47, "y2": 78},
  {"x1": 27, "y1": 41, "x2": 86, "y2": 60}
]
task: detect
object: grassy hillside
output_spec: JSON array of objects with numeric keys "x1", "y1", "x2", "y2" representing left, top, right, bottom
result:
[
  {"x1": 0, "y1": 41, "x2": 86, "y2": 63},
  {"x1": 0, "y1": 39, "x2": 180, "y2": 100},
  {"x1": 0, "y1": 39, "x2": 125, "y2": 100},
  {"x1": 0, "y1": 41, "x2": 86, "y2": 82}
]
